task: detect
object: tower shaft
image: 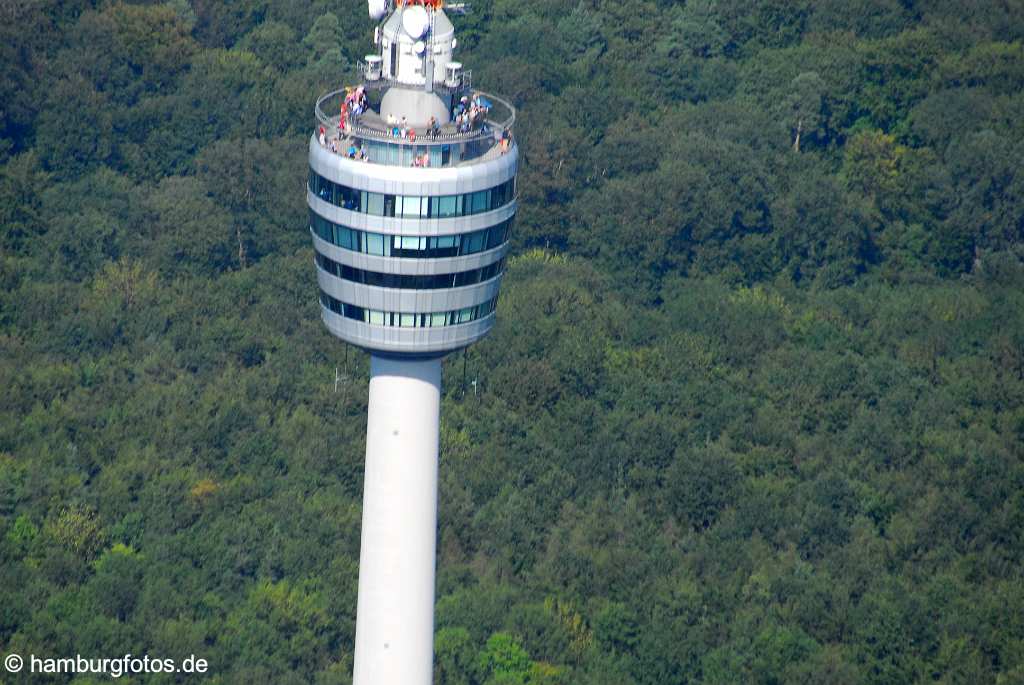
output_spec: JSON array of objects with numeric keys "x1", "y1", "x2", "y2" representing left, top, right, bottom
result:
[{"x1": 353, "y1": 355, "x2": 442, "y2": 685}]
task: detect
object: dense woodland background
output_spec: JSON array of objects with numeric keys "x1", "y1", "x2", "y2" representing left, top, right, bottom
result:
[{"x1": 2, "y1": 0, "x2": 1024, "y2": 683}]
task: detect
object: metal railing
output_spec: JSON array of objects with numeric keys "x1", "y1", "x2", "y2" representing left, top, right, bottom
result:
[
  {"x1": 314, "y1": 86, "x2": 515, "y2": 149},
  {"x1": 357, "y1": 58, "x2": 473, "y2": 95}
]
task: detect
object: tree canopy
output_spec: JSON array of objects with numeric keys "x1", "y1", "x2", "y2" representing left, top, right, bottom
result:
[{"x1": 1, "y1": 1, "x2": 1023, "y2": 683}]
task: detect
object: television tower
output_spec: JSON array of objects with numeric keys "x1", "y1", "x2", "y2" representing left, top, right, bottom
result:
[{"x1": 307, "y1": 1, "x2": 517, "y2": 682}]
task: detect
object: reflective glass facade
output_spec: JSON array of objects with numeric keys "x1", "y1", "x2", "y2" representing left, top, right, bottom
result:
[
  {"x1": 358, "y1": 139, "x2": 445, "y2": 167},
  {"x1": 320, "y1": 291, "x2": 498, "y2": 328},
  {"x1": 316, "y1": 252, "x2": 504, "y2": 289},
  {"x1": 309, "y1": 169, "x2": 515, "y2": 217},
  {"x1": 310, "y1": 211, "x2": 513, "y2": 258},
  {"x1": 353, "y1": 136, "x2": 497, "y2": 167}
]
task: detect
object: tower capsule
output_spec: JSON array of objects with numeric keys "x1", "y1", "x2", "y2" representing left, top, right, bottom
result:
[{"x1": 309, "y1": 3, "x2": 517, "y2": 359}]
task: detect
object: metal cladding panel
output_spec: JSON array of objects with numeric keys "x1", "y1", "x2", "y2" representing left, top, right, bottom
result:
[
  {"x1": 311, "y1": 231, "x2": 508, "y2": 273},
  {"x1": 308, "y1": 191, "x2": 517, "y2": 236},
  {"x1": 317, "y1": 268, "x2": 502, "y2": 311},
  {"x1": 378, "y1": 11, "x2": 455, "y2": 85},
  {"x1": 322, "y1": 307, "x2": 495, "y2": 356},
  {"x1": 309, "y1": 136, "x2": 518, "y2": 195}
]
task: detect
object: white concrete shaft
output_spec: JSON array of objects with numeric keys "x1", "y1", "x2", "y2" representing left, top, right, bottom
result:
[{"x1": 353, "y1": 355, "x2": 442, "y2": 685}]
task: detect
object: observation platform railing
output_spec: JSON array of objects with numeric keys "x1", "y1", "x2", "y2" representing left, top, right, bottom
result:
[{"x1": 314, "y1": 85, "x2": 516, "y2": 167}]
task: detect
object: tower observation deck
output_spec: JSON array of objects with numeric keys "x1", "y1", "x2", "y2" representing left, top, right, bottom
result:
[
  {"x1": 309, "y1": 1, "x2": 517, "y2": 358},
  {"x1": 306, "y1": 1, "x2": 517, "y2": 683}
]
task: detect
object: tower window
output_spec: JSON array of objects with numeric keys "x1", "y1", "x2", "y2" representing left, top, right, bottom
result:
[
  {"x1": 320, "y1": 291, "x2": 500, "y2": 329},
  {"x1": 309, "y1": 210, "x2": 515, "y2": 259}
]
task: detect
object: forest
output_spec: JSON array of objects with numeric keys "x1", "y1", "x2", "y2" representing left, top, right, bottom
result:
[{"x1": 1, "y1": 0, "x2": 1023, "y2": 683}]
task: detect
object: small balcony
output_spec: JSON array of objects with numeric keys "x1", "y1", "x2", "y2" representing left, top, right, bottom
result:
[{"x1": 357, "y1": 57, "x2": 474, "y2": 97}]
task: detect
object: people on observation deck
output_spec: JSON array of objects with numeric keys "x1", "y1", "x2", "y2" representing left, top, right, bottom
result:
[
  {"x1": 318, "y1": 83, "x2": 511, "y2": 164},
  {"x1": 343, "y1": 87, "x2": 367, "y2": 127},
  {"x1": 449, "y1": 92, "x2": 491, "y2": 134}
]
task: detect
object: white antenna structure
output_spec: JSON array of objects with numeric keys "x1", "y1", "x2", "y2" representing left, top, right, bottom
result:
[{"x1": 368, "y1": 0, "x2": 389, "y2": 21}]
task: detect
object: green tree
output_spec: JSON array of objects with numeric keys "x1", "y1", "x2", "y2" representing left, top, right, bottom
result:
[
  {"x1": 478, "y1": 632, "x2": 532, "y2": 685},
  {"x1": 435, "y1": 626, "x2": 475, "y2": 685},
  {"x1": 784, "y1": 71, "x2": 827, "y2": 152}
]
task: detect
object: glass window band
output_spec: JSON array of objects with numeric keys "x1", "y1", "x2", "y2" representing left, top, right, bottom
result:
[
  {"x1": 309, "y1": 210, "x2": 513, "y2": 258},
  {"x1": 308, "y1": 169, "x2": 515, "y2": 217},
  {"x1": 319, "y1": 291, "x2": 498, "y2": 328},
  {"x1": 316, "y1": 251, "x2": 505, "y2": 290}
]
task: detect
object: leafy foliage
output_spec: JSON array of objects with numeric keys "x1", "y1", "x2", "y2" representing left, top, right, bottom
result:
[{"x1": 1, "y1": 1, "x2": 1023, "y2": 683}]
